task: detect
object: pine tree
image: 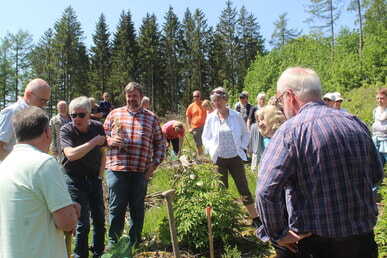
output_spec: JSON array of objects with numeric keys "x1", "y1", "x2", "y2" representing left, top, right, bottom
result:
[
  {"x1": 161, "y1": 6, "x2": 183, "y2": 113},
  {"x1": 138, "y1": 13, "x2": 163, "y2": 112},
  {"x1": 110, "y1": 10, "x2": 139, "y2": 105},
  {"x1": 270, "y1": 12, "x2": 302, "y2": 49},
  {"x1": 0, "y1": 36, "x2": 13, "y2": 108},
  {"x1": 90, "y1": 13, "x2": 111, "y2": 100},
  {"x1": 52, "y1": 6, "x2": 89, "y2": 102},
  {"x1": 305, "y1": 0, "x2": 342, "y2": 62}
]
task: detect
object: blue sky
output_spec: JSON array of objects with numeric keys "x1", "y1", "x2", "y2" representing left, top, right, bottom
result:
[{"x1": 1, "y1": 0, "x2": 356, "y2": 49}]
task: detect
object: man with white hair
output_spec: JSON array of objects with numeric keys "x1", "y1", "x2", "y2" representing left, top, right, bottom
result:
[
  {"x1": 256, "y1": 67, "x2": 383, "y2": 257},
  {"x1": 0, "y1": 78, "x2": 51, "y2": 161}
]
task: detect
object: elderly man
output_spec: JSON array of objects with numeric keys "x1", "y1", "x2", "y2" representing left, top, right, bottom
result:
[
  {"x1": 104, "y1": 82, "x2": 165, "y2": 247},
  {"x1": 256, "y1": 67, "x2": 383, "y2": 258},
  {"x1": 0, "y1": 78, "x2": 51, "y2": 161},
  {"x1": 186, "y1": 90, "x2": 207, "y2": 155},
  {"x1": 0, "y1": 106, "x2": 79, "y2": 258},
  {"x1": 50, "y1": 101, "x2": 71, "y2": 162},
  {"x1": 61, "y1": 96, "x2": 106, "y2": 258}
]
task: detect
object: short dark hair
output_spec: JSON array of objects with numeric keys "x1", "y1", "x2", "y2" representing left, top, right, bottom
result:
[{"x1": 13, "y1": 106, "x2": 48, "y2": 142}]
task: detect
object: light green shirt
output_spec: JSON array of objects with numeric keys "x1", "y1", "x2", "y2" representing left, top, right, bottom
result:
[{"x1": 0, "y1": 144, "x2": 73, "y2": 258}]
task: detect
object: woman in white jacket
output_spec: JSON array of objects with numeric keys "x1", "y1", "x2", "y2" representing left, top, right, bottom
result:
[{"x1": 202, "y1": 87, "x2": 261, "y2": 228}]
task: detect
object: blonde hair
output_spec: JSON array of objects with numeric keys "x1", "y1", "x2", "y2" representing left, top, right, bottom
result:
[
  {"x1": 172, "y1": 121, "x2": 184, "y2": 130},
  {"x1": 256, "y1": 105, "x2": 286, "y2": 137},
  {"x1": 202, "y1": 99, "x2": 214, "y2": 112}
]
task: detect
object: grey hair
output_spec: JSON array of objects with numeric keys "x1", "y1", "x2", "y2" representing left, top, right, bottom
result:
[
  {"x1": 69, "y1": 96, "x2": 91, "y2": 113},
  {"x1": 141, "y1": 96, "x2": 150, "y2": 105},
  {"x1": 210, "y1": 87, "x2": 229, "y2": 101},
  {"x1": 256, "y1": 92, "x2": 266, "y2": 101},
  {"x1": 277, "y1": 67, "x2": 322, "y2": 101}
]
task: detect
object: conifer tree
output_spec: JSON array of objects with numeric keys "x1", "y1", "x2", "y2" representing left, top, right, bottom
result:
[
  {"x1": 110, "y1": 10, "x2": 139, "y2": 105},
  {"x1": 90, "y1": 13, "x2": 111, "y2": 100},
  {"x1": 270, "y1": 12, "x2": 302, "y2": 49}
]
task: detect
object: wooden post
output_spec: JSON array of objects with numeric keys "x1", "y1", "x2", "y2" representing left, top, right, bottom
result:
[
  {"x1": 206, "y1": 206, "x2": 214, "y2": 258},
  {"x1": 161, "y1": 189, "x2": 180, "y2": 258}
]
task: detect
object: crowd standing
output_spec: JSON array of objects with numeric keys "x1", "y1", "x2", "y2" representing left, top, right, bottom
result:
[{"x1": 0, "y1": 72, "x2": 384, "y2": 257}]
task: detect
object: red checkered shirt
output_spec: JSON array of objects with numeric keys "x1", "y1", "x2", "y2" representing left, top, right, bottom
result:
[{"x1": 104, "y1": 106, "x2": 165, "y2": 172}]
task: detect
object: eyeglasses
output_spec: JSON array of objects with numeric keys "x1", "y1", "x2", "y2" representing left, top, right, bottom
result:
[
  {"x1": 239, "y1": 96, "x2": 246, "y2": 99},
  {"x1": 193, "y1": 95, "x2": 200, "y2": 98},
  {"x1": 275, "y1": 91, "x2": 287, "y2": 105},
  {"x1": 31, "y1": 92, "x2": 50, "y2": 104},
  {"x1": 211, "y1": 90, "x2": 226, "y2": 95},
  {"x1": 70, "y1": 112, "x2": 87, "y2": 118}
]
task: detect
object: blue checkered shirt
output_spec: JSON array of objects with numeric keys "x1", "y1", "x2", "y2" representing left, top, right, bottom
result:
[{"x1": 256, "y1": 100, "x2": 384, "y2": 242}]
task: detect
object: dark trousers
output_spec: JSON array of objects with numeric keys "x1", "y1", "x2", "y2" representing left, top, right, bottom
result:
[
  {"x1": 65, "y1": 175, "x2": 106, "y2": 258},
  {"x1": 166, "y1": 138, "x2": 179, "y2": 154},
  {"x1": 273, "y1": 231, "x2": 378, "y2": 258},
  {"x1": 216, "y1": 156, "x2": 254, "y2": 205}
]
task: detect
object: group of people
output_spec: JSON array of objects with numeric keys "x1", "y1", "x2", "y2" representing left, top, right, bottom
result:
[
  {"x1": 0, "y1": 66, "x2": 385, "y2": 258},
  {"x1": 0, "y1": 80, "x2": 165, "y2": 258},
  {"x1": 186, "y1": 68, "x2": 383, "y2": 258}
]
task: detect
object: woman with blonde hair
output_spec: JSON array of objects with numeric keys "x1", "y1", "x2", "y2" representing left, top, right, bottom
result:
[
  {"x1": 202, "y1": 99, "x2": 214, "y2": 114},
  {"x1": 256, "y1": 105, "x2": 286, "y2": 147}
]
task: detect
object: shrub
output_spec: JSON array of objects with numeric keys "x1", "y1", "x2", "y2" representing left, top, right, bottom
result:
[{"x1": 159, "y1": 163, "x2": 245, "y2": 251}]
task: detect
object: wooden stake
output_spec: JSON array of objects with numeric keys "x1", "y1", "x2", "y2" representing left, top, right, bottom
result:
[{"x1": 206, "y1": 206, "x2": 214, "y2": 258}]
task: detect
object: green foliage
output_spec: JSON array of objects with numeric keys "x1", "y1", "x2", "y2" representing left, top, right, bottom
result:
[
  {"x1": 375, "y1": 176, "x2": 387, "y2": 258},
  {"x1": 159, "y1": 163, "x2": 244, "y2": 251},
  {"x1": 222, "y1": 245, "x2": 241, "y2": 258},
  {"x1": 102, "y1": 235, "x2": 132, "y2": 258}
]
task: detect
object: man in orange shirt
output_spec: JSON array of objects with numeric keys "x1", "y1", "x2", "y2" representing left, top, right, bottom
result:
[{"x1": 186, "y1": 91, "x2": 207, "y2": 155}]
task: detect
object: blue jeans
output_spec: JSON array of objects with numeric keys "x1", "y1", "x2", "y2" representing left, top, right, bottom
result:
[
  {"x1": 65, "y1": 175, "x2": 105, "y2": 258},
  {"x1": 106, "y1": 170, "x2": 147, "y2": 247}
]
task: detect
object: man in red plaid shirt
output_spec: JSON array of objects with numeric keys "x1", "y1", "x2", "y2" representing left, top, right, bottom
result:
[{"x1": 103, "y1": 82, "x2": 165, "y2": 247}]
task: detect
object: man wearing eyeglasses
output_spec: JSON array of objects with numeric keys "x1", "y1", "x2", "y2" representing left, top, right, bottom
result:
[
  {"x1": 186, "y1": 90, "x2": 207, "y2": 155},
  {"x1": 0, "y1": 78, "x2": 51, "y2": 162},
  {"x1": 256, "y1": 67, "x2": 383, "y2": 258},
  {"x1": 60, "y1": 96, "x2": 107, "y2": 258}
]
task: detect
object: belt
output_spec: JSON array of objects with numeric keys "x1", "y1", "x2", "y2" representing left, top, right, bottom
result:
[{"x1": 67, "y1": 174, "x2": 97, "y2": 180}]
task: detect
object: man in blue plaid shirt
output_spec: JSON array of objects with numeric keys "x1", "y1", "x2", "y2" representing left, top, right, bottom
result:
[{"x1": 256, "y1": 67, "x2": 384, "y2": 258}]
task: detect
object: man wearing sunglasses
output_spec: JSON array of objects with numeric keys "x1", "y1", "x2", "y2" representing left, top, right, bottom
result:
[
  {"x1": 186, "y1": 90, "x2": 207, "y2": 155},
  {"x1": 60, "y1": 96, "x2": 107, "y2": 258},
  {"x1": 0, "y1": 78, "x2": 51, "y2": 162}
]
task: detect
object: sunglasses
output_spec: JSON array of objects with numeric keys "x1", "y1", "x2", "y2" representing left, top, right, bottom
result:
[
  {"x1": 193, "y1": 95, "x2": 200, "y2": 98},
  {"x1": 70, "y1": 112, "x2": 87, "y2": 118},
  {"x1": 211, "y1": 90, "x2": 226, "y2": 95}
]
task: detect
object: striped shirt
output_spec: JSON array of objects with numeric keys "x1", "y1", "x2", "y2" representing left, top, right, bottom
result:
[
  {"x1": 104, "y1": 106, "x2": 165, "y2": 172},
  {"x1": 256, "y1": 100, "x2": 384, "y2": 242}
]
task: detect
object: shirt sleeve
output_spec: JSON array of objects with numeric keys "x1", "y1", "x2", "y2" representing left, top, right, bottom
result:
[
  {"x1": 35, "y1": 157, "x2": 73, "y2": 213},
  {"x1": 256, "y1": 126, "x2": 295, "y2": 241}
]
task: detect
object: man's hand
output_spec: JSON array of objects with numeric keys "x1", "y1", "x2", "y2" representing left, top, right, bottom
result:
[
  {"x1": 277, "y1": 230, "x2": 312, "y2": 253},
  {"x1": 145, "y1": 161, "x2": 159, "y2": 180},
  {"x1": 110, "y1": 135, "x2": 124, "y2": 147},
  {"x1": 189, "y1": 128, "x2": 193, "y2": 133}
]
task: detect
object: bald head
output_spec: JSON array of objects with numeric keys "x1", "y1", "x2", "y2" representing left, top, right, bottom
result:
[{"x1": 24, "y1": 78, "x2": 51, "y2": 108}]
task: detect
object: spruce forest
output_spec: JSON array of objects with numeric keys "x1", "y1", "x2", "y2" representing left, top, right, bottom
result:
[{"x1": 1, "y1": 0, "x2": 386, "y2": 119}]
